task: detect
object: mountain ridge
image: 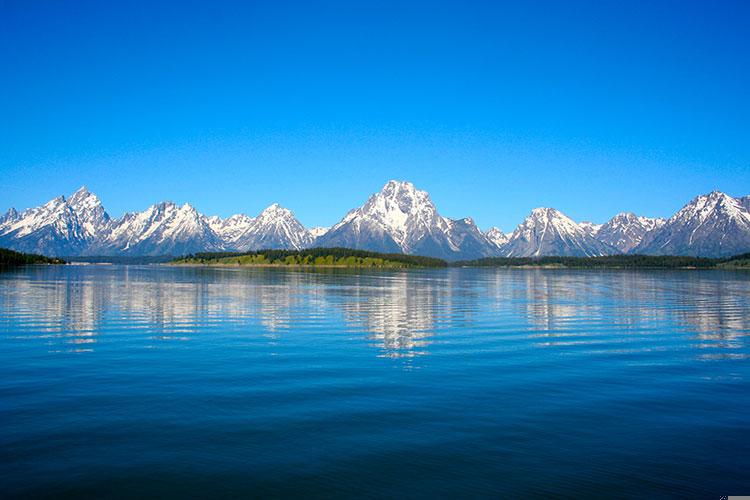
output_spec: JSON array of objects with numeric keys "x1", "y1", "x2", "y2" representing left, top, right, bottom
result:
[{"x1": 2, "y1": 183, "x2": 749, "y2": 259}]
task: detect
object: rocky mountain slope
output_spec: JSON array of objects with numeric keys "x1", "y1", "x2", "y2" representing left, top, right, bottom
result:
[
  {"x1": 2, "y1": 185, "x2": 748, "y2": 258},
  {"x1": 313, "y1": 181, "x2": 498, "y2": 260},
  {"x1": 595, "y1": 213, "x2": 665, "y2": 253},
  {"x1": 634, "y1": 191, "x2": 750, "y2": 257},
  {"x1": 502, "y1": 208, "x2": 617, "y2": 257}
]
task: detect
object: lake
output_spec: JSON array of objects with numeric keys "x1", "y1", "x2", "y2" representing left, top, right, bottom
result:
[{"x1": 1, "y1": 265, "x2": 749, "y2": 497}]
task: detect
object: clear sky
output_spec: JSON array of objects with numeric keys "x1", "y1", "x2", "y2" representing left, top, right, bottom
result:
[{"x1": 2, "y1": 1, "x2": 749, "y2": 230}]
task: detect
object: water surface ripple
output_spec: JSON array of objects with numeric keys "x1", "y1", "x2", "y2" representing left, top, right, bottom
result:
[{"x1": 1, "y1": 265, "x2": 749, "y2": 497}]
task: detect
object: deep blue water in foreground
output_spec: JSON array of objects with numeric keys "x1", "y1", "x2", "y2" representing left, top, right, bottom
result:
[{"x1": 1, "y1": 265, "x2": 749, "y2": 498}]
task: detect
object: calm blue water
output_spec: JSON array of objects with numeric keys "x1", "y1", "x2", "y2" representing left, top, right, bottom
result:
[{"x1": 1, "y1": 265, "x2": 749, "y2": 498}]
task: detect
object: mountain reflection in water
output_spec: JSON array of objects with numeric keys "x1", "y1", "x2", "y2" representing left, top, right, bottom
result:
[{"x1": 2, "y1": 265, "x2": 748, "y2": 359}]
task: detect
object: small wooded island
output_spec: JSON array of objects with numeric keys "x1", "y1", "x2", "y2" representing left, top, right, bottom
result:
[
  {"x1": 172, "y1": 248, "x2": 448, "y2": 268},
  {"x1": 172, "y1": 249, "x2": 750, "y2": 269}
]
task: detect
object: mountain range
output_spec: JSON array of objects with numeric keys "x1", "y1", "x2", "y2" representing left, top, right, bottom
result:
[{"x1": 2, "y1": 182, "x2": 749, "y2": 259}]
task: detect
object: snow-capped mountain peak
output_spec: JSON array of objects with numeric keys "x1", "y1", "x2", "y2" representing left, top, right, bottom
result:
[
  {"x1": 257, "y1": 203, "x2": 293, "y2": 221},
  {"x1": 634, "y1": 191, "x2": 750, "y2": 257},
  {"x1": 578, "y1": 221, "x2": 603, "y2": 237},
  {"x1": 595, "y1": 212, "x2": 665, "y2": 253},
  {"x1": 67, "y1": 186, "x2": 111, "y2": 237},
  {"x1": 0, "y1": 207, "x2": 19, "y2": 226},
  {"x1": 310, "y1": 226, "x2": 330, "y2": 239},
  {"x1": 2, "y1": 184, "x2": 749, "y2": 259},
  {"x1": 209, "y1": 214, "x2": 255, "y2": 244},
  {"x1": 485, "y1": 227, "x2": 509, "y2": 248},
  {"x1": 503, "y1": 207, "x2": 616, "y2": 257},
  {"x1": 233, "y1": 203, "x2": 312, "y2": 251},
  {"x1": 315, "y1": 180, "x2": 497, "y2": 260},
  {"x1": 349, "y1": 180, "x2": 442, "y2": 247}
]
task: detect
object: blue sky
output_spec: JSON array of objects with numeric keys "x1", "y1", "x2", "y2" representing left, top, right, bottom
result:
[{"x1": 2, "y1": 1, "x2": 749, "y2": 230}]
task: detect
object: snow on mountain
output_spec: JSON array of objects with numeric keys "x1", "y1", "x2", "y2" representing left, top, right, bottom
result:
[
  {"x1": 3, "y1": 185, "x2": 748, "y2": 259},
  {"x1": 0, "y1": 207, "x2": 20, "y2": 226},
  {"x1": 231, "y1": 204, "x2": 313, "y2": 251},
  {"x1": 67, "y1": 186, "x2": 112, "y2": 238},
  {"x1": 0, "y1": 187, "x2": 111, "y2": 256},
  {"x1": 310, "y1": 226, "x2": 330, "y2": 239},
  {"x1": 594, "y1": 212, "x2": 665, "y2": 253},
  {"x1": 314, "y1": 180, "x2": 498, "y2": 260},
  {"x1": 94, "y1": 201, "x2": 225, "y2": 256},
  {"x1": 441, "y1": 218, "x2": 500, "y2": 260},
  {"x1": 485, "y1": 227, "x2": 510, "y2": 248},
  {"x1": 634, "y1": 191, "x2": 750, "y2": 257},
  {"x1": 208, "y1": 214, "x2": 255, "y2": 247},
  {"x1": 503, "y1": 207, "x2": 618, "y2": 257},
  {"x1": 578, "y1": 221, "x2": 603, "y2": 237}
]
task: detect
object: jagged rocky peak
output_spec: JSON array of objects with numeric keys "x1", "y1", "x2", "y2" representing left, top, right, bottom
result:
[
  {"x1": 528, "y1": 207, "x2": 581, "y2": 232},
  {"x1": 358, "y1": 180, "x2": 441, "y2": 241},
  {"x1": 209, "y1": 213, "x2": 255, "y2": 241},
  {"x1": 315, "y1": 180, "x2": 497, "y2": 260},
  {"x1": 67, "y1": 186, "x2": 111, "y2": 236},
  {"x1": 634, "y1": 190, "x2": 750, "y2": 257},
  {"x1": 503, "y1": 207, "x2": 617, "y2": 257},
  {"x1": 0, "y1": 188, "x2": 106, "y2": 256},
  {"x1": 231, "y1": 203, "x2": 312, "y2": 251},
  {"x1": 257, "y1": 203, "x2": 294, "y2": 221},
  {"x1": 578, "y1": 221, "x2": 602, "y2": 237},
  {"x1": 3, "y1": 184, "x2": 748, "y2": 258},
  {"x1": 485, "y1": 227, "x2": 509, "y2": 248},
  {"x1": 99, "y1": 199, "x2": 225, "y2": 256},
  {"x1": 0, "y1": 207, "x2": 20, "y2": 225},
  {"x1": 595, "y1": 212, "x2": 665, "y2": 253}
]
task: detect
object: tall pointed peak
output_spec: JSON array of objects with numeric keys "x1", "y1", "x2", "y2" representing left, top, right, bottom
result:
[
  {"x1": 260, "y1": 202, "x2": 290, "y2": 214},
  {"x1": 44, "y1": 194, "x2": 66, "y2": 207},
  {"x1": 613, "y1": 211, "x2": 637, "y2": 219},
  {"x1": 382, "y1": 179, "x2": 416, "y2": 191},
  {"x1": 68, "y1": 185, "x2": 103, "y2": 207},
  {"x1": 257, "y1": 203, "x2": 295, "y2": 221},
  {"x1": 529, "y1": 207, "x2": 563, "y2": 218}
]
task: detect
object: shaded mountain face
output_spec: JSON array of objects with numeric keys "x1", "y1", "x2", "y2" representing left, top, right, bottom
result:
[
  {"x1": 634, "y1": 191, "x2": 750, "y2": 257},
  {"x1": 502, "y1": 208, "x2": 618, "y2": 257},
  {"x1": 314, "y1": 180, "x2": 498, "y2": 260},
  {"x1": 740, "y1": 196, "x2": 750, "y2": 213},
  {"x1": 595, "y1": 212, "x2": 666, "y2": 253}
]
